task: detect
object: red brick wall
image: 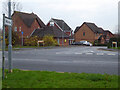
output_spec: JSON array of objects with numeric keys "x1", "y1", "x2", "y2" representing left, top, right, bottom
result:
[
  {"x1": 12, "y1": 13, "x2": 41, "y2": 38},
  {"x1": 12, "y1": 14, "x2": 29, "y2": 37},
  {"x1": 30, "y1": 19, "x2": 41, "y2": 36},
  {"x1": 74, "y1": 24, "x2": 96, "y2": 43},
  {"x1": 55, "y1": 38, "x2": 69, "y2": 46}
]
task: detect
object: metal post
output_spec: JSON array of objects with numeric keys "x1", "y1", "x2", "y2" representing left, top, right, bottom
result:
[
  {"x1": 116, "y1": 42, "x2": 117, "y2": 48},
  {"x1": 22, "y1": 34, "x2": 23, "y2": 46},
  {"x1": 2, "y1": 14, "x2": 5, "y2": 79},
  {"x1": 21, "y1": 32, "x2": 23, "y2": 46},
  {"x1": 62, "y1": 22, "x2": 64, "y2": 46},
  {"x1": 8, "y1": 0, "x2": 12, "y2": 73}
]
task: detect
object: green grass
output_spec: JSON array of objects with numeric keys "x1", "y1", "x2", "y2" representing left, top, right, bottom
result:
[
  {"x1": 2, "y1": 69, "x2": 118, "y2": 88},
  {"x1": 109, "y1": 47, "x2": 120, "y2": 50}
]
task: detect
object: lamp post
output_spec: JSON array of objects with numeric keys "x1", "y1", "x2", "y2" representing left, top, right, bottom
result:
[{"x1": 8, "y1": 0, "x2": 12, "y2": 73}]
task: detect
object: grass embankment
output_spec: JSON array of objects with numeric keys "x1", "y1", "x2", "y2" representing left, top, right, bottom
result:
[{"x1": 2, "y1": 69, "x2": 118, "y2": 88}]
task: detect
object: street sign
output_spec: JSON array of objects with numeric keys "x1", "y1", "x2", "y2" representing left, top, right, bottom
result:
[
  {"x1": 5, "y1": 17, "x2": 12, "y2": 26},
  {"x1": 21, "y1": 31, "x2": 23, "y2": 35}
]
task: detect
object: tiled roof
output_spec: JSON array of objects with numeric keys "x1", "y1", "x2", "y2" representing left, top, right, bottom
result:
[
  {"x1": 52, "y1": 18, "x2": 72, "y2": 32},
  {"x1": 13, "y1": 11, "x2": 45, "y2": 28},
  {"x1": 74, "y1": 22, "x2": 105, "y2": 34},
  {"x1": 74, "y1": 27, "x2": 80, "y2": 33},
  {"x1": 104, "y1": 30, "x2": 114, "y2": 35},
  {"x1": 85, "y1": 22, "x2": 103, "y2": 33},
  {"x1": 31, "y1": 26, "x2": 69, "y2": 38}
]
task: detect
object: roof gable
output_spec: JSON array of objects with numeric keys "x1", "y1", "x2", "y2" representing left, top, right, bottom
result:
[
  {"x1": 74, "y1": 22, "x2": 105, "y2": 34},
  {"x1": 51, "y1": 18, "x2": 72, "y2": 32},
  {"x1": 12, "y1": 11, "x2": 45, "y2": 28}
]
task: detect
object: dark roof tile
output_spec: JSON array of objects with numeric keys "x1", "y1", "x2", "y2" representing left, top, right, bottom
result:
[
  {"x1": 13, "y1": 11, "x2": 45, "y2": 28},
  {"x1": 52, "y1": 18, "x2": 72, "y2": 31},
  {"x1": 32, "y1": 26, "x2": 69, "y2": 38}
]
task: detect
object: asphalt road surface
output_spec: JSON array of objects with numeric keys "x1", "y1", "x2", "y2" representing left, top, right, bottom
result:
[{"x1": 4, "y1": 46, "x2": 119, "y2": 75}]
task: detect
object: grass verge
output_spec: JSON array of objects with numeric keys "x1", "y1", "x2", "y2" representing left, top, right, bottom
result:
[{"x1": 2, "y1": 69, "x2": 118, "y2": 88}]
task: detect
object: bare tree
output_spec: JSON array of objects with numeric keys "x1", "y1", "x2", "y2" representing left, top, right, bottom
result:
[{"x1": 2, "y1": 0, "x2": 22, "y2": 16}]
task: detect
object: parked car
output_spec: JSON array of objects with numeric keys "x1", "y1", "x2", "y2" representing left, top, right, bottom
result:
[
  {"x1": 81, "y1": 41, "x2": 92, "y2": 46},
  {"x1": 71, "y1": 42, "x2": 82, "y2": 45},
  {"x1": 72, "y1": 41, "x2": 92, "y2": 46}
]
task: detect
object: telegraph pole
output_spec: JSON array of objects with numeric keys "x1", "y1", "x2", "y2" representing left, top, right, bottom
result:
[{"x1": 8, "y1": 0, "x2": 12, "y2": 73}]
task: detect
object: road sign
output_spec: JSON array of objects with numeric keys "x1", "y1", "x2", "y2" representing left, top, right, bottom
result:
[
  {"x1": 5, "y1": 17, "x2": 12, "y2": 26},
  {"x1": 21, "y1": 31, "x2": 23, "y2": 35}
]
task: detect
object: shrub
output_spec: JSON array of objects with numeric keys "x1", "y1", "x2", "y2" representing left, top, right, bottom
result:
[
  {"x1": 108, "y1": 37, "x2": 120, "y2": 48},
  {"x1": 24, "y1": 36, "x2": 39, "y2": 46},
  {"x1": 43, "y1": 35, "x2": 58, "y2": 46},
  {"x1": 93, "y1": 40, "x2": 107, "y2": 46},
  {"x1": 5, "y1": 30, "x2": 20, "y2": 46}
]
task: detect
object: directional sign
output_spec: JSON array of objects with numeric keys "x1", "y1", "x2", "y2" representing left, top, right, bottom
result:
[{"x1": 5, "y1": 17, "x2": 12, "y2": 26}]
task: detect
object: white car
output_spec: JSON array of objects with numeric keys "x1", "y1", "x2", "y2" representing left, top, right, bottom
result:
[{"x1": 80, "y1": 41, "x2": 92, "y2": 46}]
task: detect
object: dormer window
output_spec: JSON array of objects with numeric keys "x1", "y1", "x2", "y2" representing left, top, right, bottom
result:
[{"x1": 50, "y1": 21, "x2": 54, "y2": 26}]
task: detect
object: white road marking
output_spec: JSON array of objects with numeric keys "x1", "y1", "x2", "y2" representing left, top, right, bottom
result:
[
  {"x1": 54, "y1": 51, "x2": 117, "y2": 56},
  {"x1": 90, "y1": 51, "x2": 94, "y2": 52},
  {"x1": 86, "y1": 53, "x2": 93, "y2": 55},
  {"x1": 56, "y1": 52, "x2": 61, "y2": 54},
  {"x1": 65, "y1": 52, "x2": 72, "y2": 54},
  {"x1": 6, "y1": 58, "x2": 49, "y2": 62},
  {"x1": 75, "y1": 53, "x2": 82, "y2": 55},
  {"x1": 97, "y1": 53, "x2": 104, "y2": 55},
  {"x1": 73, "y1": 60, "x2": 118, "y2": 64},
  {"x1": 107, "y1": 53, "x2": 116, "y2": 56}
]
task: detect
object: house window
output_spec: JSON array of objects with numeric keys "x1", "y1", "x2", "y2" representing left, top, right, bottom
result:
[
  {"x1": 14, "y1": 27, "x2": 17, "y2": 32},
  {"x1": 50, "y1": 21, "x2": 54, "y2": 26},
  {"x1": 19, "y1": 27, "x2": 21, "y2": 32},
  {"x1": 83, "y1": 32, "x2": 85, "y2": 36}
]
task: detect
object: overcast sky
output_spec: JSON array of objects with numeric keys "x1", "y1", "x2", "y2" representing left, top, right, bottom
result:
[{"x1": 0, "y1": 0, "x2": 119, "y2": 33}]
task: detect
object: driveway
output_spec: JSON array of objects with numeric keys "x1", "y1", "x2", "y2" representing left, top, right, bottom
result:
[{"x1": 4, "y1": 46, "x2": 118, "y2": 75}]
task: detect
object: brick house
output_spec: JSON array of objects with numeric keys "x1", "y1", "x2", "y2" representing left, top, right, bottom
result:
[
  {"x1": 31, "y1": 26, "x2": 70, "y2": 46},
  {"x1": 12, "y1": 11, "x2": 45, "y2": 38},
  {"x1": 104, "y1": 30, "x2": 114, "y2": 42},
  {"x1": 74, "y1": 22, "x2": 113, "y2": 44},
  {"x1": 47, "y1": 18, "x2": 74, "y2": 45}
]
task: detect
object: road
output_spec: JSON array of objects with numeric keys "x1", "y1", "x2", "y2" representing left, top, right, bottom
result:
[{"x1": 4, "y1": 46, "x2": 118, "y2": 75}]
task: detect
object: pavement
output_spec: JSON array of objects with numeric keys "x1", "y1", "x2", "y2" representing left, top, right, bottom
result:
[{"x1": 3, "y1": 46, "x2": 119, "y2": 75}]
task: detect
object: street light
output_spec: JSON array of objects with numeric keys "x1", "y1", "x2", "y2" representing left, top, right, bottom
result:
[{"x1": 8, "y1": 0, "x2": 12, "y2": 73}]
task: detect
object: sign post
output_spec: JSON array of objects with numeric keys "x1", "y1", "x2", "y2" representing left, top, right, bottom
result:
[
  {"x1": 2, "y1": 14, "x2": 5, "y2": 80},
  {"x1": 21, "y1": 32, "x2": 23, "y2": 46},
  {"x1": 2, "y1": 14, "x2": 12, "y2": 79}
]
